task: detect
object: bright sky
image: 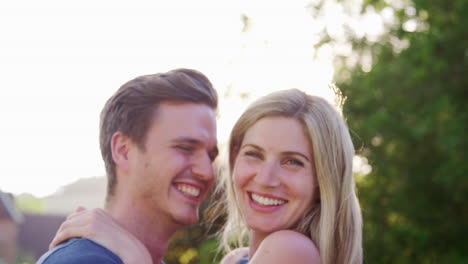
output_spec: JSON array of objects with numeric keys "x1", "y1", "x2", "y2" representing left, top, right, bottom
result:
[{"x1": 0, "y1": 0, "x2": 382, "y2": 197}]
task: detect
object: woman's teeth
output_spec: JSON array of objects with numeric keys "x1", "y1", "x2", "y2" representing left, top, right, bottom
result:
[
  {"x1": 251, "y1": 193, "x2": 286, "y2": 206},
  {"x1": 176, "y1": 184, "x2": 200, "y2": 197}
]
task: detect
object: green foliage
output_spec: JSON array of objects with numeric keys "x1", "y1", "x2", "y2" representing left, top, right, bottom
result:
[
  {"x1": 12, "y1": 249, "x2": 36, "y2": 264},
  {"x1": 164, "y1": 200, "x2": 224, "y2": 264},
  {"x1": 330, "y1": 0, "x2": 468, "y2": 262},
  {"x1": 15, "y1": 194, "x2": 45, "y2": 214},
  {"x1": 164, "y1": 225, "x2": 221, "y2": 264}
]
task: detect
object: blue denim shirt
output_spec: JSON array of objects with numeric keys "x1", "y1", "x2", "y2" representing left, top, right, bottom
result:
[
  {"x1": 36, "y1": 238, "x2": 123, "y2": 264},
  {"x1": 237, "y1": 255, "x2": 249, "y2": 264}
]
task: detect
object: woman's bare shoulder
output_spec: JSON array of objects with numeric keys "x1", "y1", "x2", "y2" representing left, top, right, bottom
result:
[
  {"x1": 250, "y1": 230, "x2": 321, "y2": 264},
  {"x1": 220, "y1": 247, "x2": 249, "y2": 264}
]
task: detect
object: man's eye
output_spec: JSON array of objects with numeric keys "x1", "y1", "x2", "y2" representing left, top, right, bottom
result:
[{"x1": 176, "y1": 145, "x2": 193, "y2": 152}]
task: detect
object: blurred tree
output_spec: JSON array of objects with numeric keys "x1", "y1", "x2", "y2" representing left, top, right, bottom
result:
[
  {"x1": 13, "y1": 249, "x2": 35, "y2": 264},
  {"x1": 310, "y1": 0, "x2": 467, "y2": 262},
  {"x1": 15, "y1": 194, "x2": 45, "y2": 214},
  {"x1": 164, "y1": 197, "x2": 225, "y2": 264}
]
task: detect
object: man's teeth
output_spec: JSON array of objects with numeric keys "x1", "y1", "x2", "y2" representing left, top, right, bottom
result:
[
  {"x1": 176, "y1": 184, "x2": 200, "y2": 197},
  {"x1": 251, "y1": 193, "x2": 286, "y2": 206}
]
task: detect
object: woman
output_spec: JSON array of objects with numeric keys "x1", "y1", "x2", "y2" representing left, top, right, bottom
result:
[{"x1": 50, "y1": 88, "x2": 362, "y2": 264}]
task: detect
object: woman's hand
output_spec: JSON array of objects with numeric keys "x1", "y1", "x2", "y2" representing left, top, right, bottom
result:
[{"x1": 49, "y1": 207, "x2": 153, "y2": 264}]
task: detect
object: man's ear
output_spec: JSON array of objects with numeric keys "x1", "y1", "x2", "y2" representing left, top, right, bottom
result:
[{"x1": 111, "y1": 132, "x2": 131, "y2": 172}]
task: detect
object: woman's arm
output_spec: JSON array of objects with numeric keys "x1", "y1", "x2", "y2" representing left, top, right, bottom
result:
[
  {"x1": 50, "y1": 207, "x2": 152, "y2": 264},
  {"x1": 249, "y1": 230, "x2": 321, "y2": 264}
]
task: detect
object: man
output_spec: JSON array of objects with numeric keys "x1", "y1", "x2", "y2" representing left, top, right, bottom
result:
[{"x1": 37, "y1": 68, "x2": 218, "y2": 264}]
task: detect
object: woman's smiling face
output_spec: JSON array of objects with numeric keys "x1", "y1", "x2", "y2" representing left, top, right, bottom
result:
[{"x1": 232, "y1": 116, "x2": 318, "y2": 235}]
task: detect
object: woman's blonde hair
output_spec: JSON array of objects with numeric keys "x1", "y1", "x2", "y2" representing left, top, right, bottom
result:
[{"x1": 214, "y1": 88, "x2": 362, "y2": 264}]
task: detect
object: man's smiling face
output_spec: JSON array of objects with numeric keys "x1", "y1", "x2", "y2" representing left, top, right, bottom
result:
[{"x1": 126, "y1": 101, "x2": 218, "y2": 225}]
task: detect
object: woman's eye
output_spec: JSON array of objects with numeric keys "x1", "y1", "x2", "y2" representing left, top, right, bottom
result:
[
  {"x1": 245, "y1": 151, "x2": 262, "y2": 159},
  {"x1": 285, "y1": 159, "x2": 304, "y2": 167}
]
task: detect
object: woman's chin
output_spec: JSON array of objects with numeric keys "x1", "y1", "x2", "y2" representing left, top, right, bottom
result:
[{"x1": 246, "y1": 221, "x2": 283, "y2": 235}]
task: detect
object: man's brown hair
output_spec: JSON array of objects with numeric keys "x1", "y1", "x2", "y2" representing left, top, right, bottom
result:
[{"x1": 99, "y1": 68, "x2": 218, "y2": 197}]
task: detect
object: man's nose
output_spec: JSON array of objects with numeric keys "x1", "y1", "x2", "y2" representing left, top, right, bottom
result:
[{"x1": 191, "y1": 152, "x2": 214, "y2": 181}]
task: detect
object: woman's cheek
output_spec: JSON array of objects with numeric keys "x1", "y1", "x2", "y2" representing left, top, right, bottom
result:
[{"x1": 233, "y1": 160, "x2": 254, "y2": 188}]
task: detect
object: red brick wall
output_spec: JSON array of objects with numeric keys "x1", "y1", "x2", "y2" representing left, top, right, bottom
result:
[{"x1": 0, "y1": 219, "x2": 17, "y2": 264}]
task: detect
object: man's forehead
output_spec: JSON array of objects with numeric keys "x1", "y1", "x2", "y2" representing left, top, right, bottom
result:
[
  {"x1": 149, "y1": 101, "x2": 216, "y2": 136},
  {"x1": 159, "y1": 100, "x2": 215, "y2": 111},
  {"x1": 156, "y1": 102, "x2": 216, "y2": 121}
]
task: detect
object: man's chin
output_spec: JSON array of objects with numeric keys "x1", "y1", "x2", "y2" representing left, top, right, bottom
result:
[
  {"x1": 173, "y1": 211, "x2": 199, "y2": 226},
  {"x1": 174, "y1": 217, "x2": 198, "y2": 226}
]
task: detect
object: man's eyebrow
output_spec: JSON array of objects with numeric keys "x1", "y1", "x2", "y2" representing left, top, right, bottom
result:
[
  {"x1": 172, "y1": 137, "x2": 202, "y2": 145},
  {"x1": 173, "y1": 137, "x2": 219, "y2": 155}
]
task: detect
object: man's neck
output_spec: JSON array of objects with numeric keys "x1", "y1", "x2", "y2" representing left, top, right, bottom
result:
[
  {"x1": 106, "y1": 196, "x2": 182, "y2": 264},
  {"x1": 248, "y1": 230, "x2": 270, "y2": 260}
]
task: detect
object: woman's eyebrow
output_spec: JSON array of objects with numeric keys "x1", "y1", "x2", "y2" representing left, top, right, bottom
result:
[
  {"x1": 241, "y1": 144, "x2": 309, "y2": 161},
  {"x1": 240, "y1": 143, "x2": 263, "y2": 151},
  {"x1": 281, "y1": 151, "x2": 311, "y2": 162}
]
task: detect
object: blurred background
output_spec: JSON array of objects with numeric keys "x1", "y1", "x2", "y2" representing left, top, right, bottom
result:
[{"x1": 0, "y1": 0, "x2": 466, "y2": 263}]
